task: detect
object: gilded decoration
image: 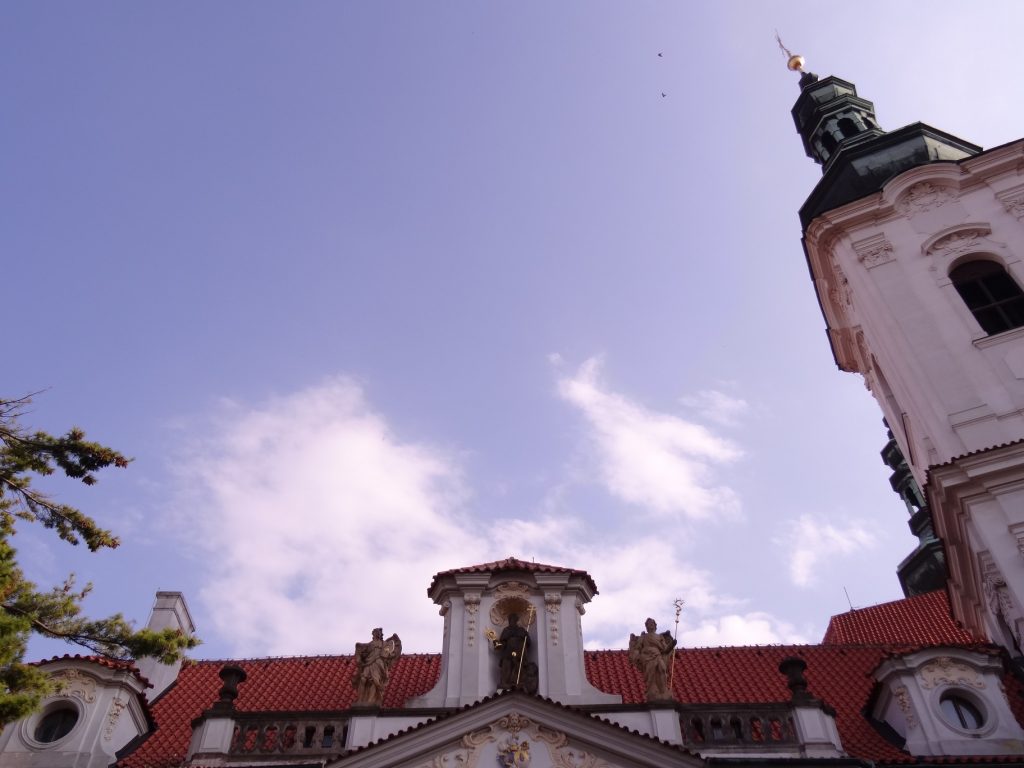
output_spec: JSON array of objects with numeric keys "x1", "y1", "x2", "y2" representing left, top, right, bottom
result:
[
  {"x1": 416, "y1": 713, "x2": 570, "y2": 768},
  {"x1": 853, "y1": 234, "x2": 895, "y2": 269},
  {"x1": 466, "y1": 593, "x2": 481, "y2": 648},
  {"x1": 497, "y1": 737, "x2": 531, "y2": 768},
  {"x1": 893, "y1": 685, "x2": 918, "y2": 730},
  {"x1": 897, "y1": 182, "x2": 954, "y2": 217},
  {"x1": 919, "y1": 657, "x2": 985, "y2": 690},
  {"x1": 52, "y1": 668, "x2": 97, "y2": 703}
]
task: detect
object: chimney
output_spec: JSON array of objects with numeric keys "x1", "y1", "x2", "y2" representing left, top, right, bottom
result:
[{"x1": 135, "y1": 591, "x2": 196, "y2": 700}]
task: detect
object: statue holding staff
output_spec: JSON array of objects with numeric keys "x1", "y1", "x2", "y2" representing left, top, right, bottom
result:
[
  {"x1": 628, "y1": 617, "x2": 677, "y2": 702},
  {"x1": 352, "y1": 628, "x2": 402, "y2": 707}
]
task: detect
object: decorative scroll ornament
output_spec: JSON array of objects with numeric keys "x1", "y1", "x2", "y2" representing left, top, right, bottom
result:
[
  {"x1": 997, "y1": 186, "x2": 1024, "y2": 221},
  {"x1": 52, "y1": 669, "x2": 97, "y2": 703},
  {"x1": 926, "y1": 228, "x2": 988, "y2": 258},
  {"x1": 893, "y1": 685, "x2": 917, "y2": 730},
  {"x1": 898, "y1": 182, "x2": 954, "y2": 216},
  {"x1": 853, "y1": 234, "x2": 895, "y2": 269},
  {"x1": 828, "y1": 266, "x2": 853, "y2": 311},
  {"x1": 919, "y1": 657, "x2": 985, "y2": 690},
  {"x1": 554, "y1": 750, "x2": 612, "y2": 768}
]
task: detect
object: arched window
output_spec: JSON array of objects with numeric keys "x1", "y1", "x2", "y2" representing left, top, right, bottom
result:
[
  {"x1": 837, "y1": 117, "x2": 859, "y2": 139},
  {"x1": 950, "y1": 259, "x2": 1024, "y2": 335}
]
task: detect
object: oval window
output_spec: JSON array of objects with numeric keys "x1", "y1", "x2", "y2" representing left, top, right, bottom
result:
[
  {"x1": 34, "y1": 706, "x2": 79, "y2": 743},
  {"x1": 939, "y1": 692, "x2": 984, "y2": 730}
]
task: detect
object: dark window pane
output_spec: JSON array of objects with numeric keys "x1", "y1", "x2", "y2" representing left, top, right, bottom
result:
[
  {"x1": 956, "y1": 282, "x2": 988, "y2": 308},
  {"x1": 951, "y1": 260, "x2": 1024, "y2": 335},
  {"x1": 35, "y1": 708, "x2": 78, "y2": 743},
  {"x1": 940, "y1": 694, "x2": 983, "y2": 730},
  {"x1": 984, "y1": 273, "x2": 1020, "y2": 301},
  {"x1": 974, "y1": 308, "x2": 1006, "y2": 335}
]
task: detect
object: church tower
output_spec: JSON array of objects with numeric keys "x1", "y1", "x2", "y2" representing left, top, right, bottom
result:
[{"x1": 788, "y1": 55, "x2": 1024, "y2": 654}]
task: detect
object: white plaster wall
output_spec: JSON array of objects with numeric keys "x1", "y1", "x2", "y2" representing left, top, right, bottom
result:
[{"x1": 805, "y1": 142, "x2": 1024, "y2": 487}]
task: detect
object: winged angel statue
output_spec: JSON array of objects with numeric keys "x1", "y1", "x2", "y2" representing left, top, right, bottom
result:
[
  {"x1": 353, "y1": 628, "x2": 402, "y2": 707},
  {"x1": 628, "y1": 618, "x2": 676, "y2": 702}
]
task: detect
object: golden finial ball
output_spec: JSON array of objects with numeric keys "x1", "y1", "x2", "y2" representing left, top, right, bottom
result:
[{"x1": 787, "y1": 54, "x2": 805, "y2": 72}]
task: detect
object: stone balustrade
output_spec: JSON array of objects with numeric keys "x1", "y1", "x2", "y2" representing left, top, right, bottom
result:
[
  {"x1": 229, "y1": 713, "x2": 349, "y2": 757},
  {"x1": 678, "y1": 704, "x2": 797, "y2": 749}
]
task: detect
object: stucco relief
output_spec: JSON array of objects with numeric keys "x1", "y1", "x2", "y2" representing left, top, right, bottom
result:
[
  {"x1": 490, "y1": 583, "x2": 532, "y2": 628},
  {"x1": 925, "y1": 228, "x2": 989, "y2": 258},
  {"x1": 897, "y1": 182, "x2": 954, "y2": 217},
  {"x1": 466, "y1": 593, "x2": 481, "y2": 648},
  {"x1": 827, "y1": 266, "x2": 854, "y2": 318},
  {"x1": 1009, "y1": 522, "x2": 1024, "y2": 558},
  {"x1": 919, "y1": 657, "x2": 985, "y2": 690},
  {"x1": 893, "y1": 685, "x2": 918, "y2": 730},
  {"x1": 980, "y1": 555, "x2": 1020, "y2": 645},
  {"x1": 997, "y1": 186, "x2": 1024, "y2": 221},
  {"x1": 853, "y1": 234, "x2": 895, "y2": 269},
  {"x1": 104, "y1": 695, "x2": 127, "y2": 741},
  {"x1": 545, "y1": 593, "x2": 561, "y2": 646},
  {"x1": 52, "y1": 668, "x2": 97, "y2": 703},
  {"x1": 555, "y1": 750, "x2": 612, "y2": 768},
  {"x1": 415, "y1": 713, "x2": 572, "y2": 768}
]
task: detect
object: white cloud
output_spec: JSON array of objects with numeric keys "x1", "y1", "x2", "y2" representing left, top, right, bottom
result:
[
  {"x1": 680, "y1": 613, "x2": 809, "y2": 647},
  {"x1": 679, "y1": 389, "x2": 749, "y2": 427},
  {"x1": 176, "y1": 377, "x2": 488, "y2": 655},
  {"x1": 775, "y1": 514, "x2": 877, "y2": 588},
  {"x1": 171, "y1": 375, "x2": 799, "y2": 659},
  {"x1": 556, "y1": 357, "x2": 742, "y2": 520}
]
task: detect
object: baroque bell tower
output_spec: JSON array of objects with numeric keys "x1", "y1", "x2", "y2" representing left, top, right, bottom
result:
[{"x1": 787, "y1": 53, "x2": 1024, "y2": 655}]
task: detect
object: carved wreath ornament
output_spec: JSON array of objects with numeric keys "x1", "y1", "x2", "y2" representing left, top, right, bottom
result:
[{"x1": 898, "y1": 182, "x2": 954, "y2": 216}]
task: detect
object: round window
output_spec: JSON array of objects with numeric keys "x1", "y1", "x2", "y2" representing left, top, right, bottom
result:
[
  {"x1": 33, "y1": 706, "x2": 79, "y2": 743},
  {"x1": 939, "y1": 692, "x2": 984, "y2": 731}
]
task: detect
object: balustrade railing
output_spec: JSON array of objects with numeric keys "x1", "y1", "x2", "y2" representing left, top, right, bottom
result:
[
  {"x1": 678, "y1": 704, "x2": 797, "y2": 749},
  {"x1": 229, "y1": 714, "x2": 349, "y2": 757}
]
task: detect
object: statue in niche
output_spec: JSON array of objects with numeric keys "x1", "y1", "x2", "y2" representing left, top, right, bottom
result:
[
  {"x1": 628, "y1": 617, "x2": 676, "y2": 701},
  {"x1": 491, "y1": 612, "x2": 531, "y2": 689},
  {"x1": 352, "y1": 628, "x2": 402, "y2": 707}
]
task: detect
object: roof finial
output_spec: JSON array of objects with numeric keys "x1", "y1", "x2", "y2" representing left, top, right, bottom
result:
[{"x1": 774, "y1": 30, "x2": 805, "y2": 73}]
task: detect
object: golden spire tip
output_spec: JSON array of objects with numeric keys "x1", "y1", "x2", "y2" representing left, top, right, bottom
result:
[{"x1": 774, "y1": 30, "x2": 805, "y2": 73}]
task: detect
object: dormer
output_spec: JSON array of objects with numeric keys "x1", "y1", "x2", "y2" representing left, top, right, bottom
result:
[
  {"x1": 871, "y1": 647, "x2": 1024, "y2": 756},
  {"x1": 0, "y1": 655, "x2": 152, "y2": 768},
  {"x1": 408, "y1": 557, "x2": 620, "y2": 708}
]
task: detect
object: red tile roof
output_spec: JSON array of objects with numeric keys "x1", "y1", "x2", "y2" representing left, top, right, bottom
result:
[
  {"x1": 428, "y1": 557, "x2": 598, "y2": 594},
  {"x1": 115, "y1": 591, "x2": 1021, "y2": 768},
  {"x1": 822, "y1": 589, "x2": 978, "y2": 645},
  {"x1": 34, "y1": 653, "x2": 152, "y2": 687},
  {"x1": 119, "y1": 654, "x2": 441, "y2": 768}
]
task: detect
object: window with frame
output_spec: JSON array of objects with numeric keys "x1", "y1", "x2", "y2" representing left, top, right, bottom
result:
[{"x1": 950, "y1": 259, "x2": 1024, "y2": 335}]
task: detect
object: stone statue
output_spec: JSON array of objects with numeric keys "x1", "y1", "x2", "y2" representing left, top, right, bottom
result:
[
  {"x1": 492, "y1": 613, "x2": 530, "y2": 689},
  {"x1": 628, "y1": 617, "x2": 677, "y2": 701},
  {"x1": 352, "y1": 628, "x2": 402, "y2": 707}
]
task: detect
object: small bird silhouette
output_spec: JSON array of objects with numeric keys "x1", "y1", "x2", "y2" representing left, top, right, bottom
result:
[
  {"x1": 657, "y1": 52, "x2": 663, "y2": 57},
  {"x1": 661, "y1": 92, "x2": 667, "y2": 98}
]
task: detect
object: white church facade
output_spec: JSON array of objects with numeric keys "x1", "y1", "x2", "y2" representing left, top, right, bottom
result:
[{"x1": 6, "y1": 60, "x2": 1024, "y2": 768}]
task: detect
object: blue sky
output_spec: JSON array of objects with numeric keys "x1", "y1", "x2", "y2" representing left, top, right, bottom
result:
[{"x1": 7, "y1": 2, "x2": 1022, "y2": 660}]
